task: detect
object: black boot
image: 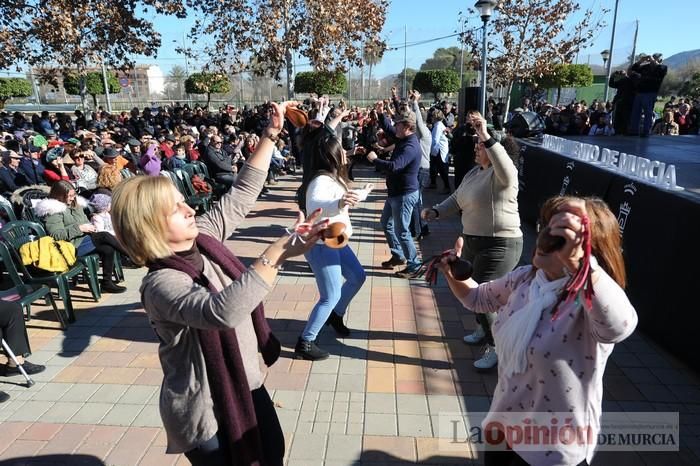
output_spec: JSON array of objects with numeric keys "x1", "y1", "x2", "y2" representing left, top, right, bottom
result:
[
  {"x1": 101, "y1": 280, "x2": 126, "y2": 294},
  {"x1": 325, "y1": 312, "x2": 350, "y2": 337},
  {"x1": 294, "y1": 337, "x2": 329, "y2": 361}
]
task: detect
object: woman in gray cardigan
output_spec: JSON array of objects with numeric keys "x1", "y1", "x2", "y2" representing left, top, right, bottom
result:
[
  {"x1": 111, "y1": 102, "x2": 327, "y2": 466},
  {"x1": 422, "y1": 112, "x2": 523, "y2": 371}
]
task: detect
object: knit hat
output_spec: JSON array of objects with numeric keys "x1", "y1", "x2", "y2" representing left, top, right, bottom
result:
[{"x1": 89, "y1": 193, "x2": 112, "y2": 213}]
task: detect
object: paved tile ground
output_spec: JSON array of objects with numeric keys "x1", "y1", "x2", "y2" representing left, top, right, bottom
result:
[{"x1": 1, "y1": 166, "x2": 699, "y2": 465}]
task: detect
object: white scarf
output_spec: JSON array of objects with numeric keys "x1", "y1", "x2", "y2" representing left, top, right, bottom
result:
[{"x1": 494, "y1": 269, "x2": 569, "y2": 378}]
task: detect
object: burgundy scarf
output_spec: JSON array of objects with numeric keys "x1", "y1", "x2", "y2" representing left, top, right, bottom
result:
[{"x1": 148, "y1": 233, "x2": 280, "y2": 466}]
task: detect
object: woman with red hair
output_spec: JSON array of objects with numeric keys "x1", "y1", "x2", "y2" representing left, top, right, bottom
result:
[{"x1": 437, "y1": 195, "x2": 637, "y2": 466}]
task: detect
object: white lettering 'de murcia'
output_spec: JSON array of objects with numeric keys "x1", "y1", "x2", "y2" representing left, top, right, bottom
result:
[{"x1": 541, "y1": 135, "x2": 683, "y2": 191}]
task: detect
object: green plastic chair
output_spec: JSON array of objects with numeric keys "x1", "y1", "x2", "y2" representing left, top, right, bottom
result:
[
  {"x1": 0, "y1": 201, "x2": 17, "y2": 223},
  {"x1": 182, "y1": 162, "x2": 227, "y2": 198},
  {"x1": 0, "y1": 221, "x2": 101, "y2": 323},
  {"x1": 0, "y1": 241, "x2": 64, "y2": 328},
  {"x1": 174, "y1": 169, "x2": 212, "y2": 213}
]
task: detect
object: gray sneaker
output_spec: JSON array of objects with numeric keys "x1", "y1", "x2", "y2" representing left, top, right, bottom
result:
[
  {"x1": 473, "y1": 345, "x2": 498, "y2": 371},
  {"x1": 462, "y1": 326, "x2": 486, "y2": 345}
]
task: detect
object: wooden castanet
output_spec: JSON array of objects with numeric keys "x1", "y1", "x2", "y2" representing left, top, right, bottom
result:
[
  {"x1": 285, "y1": 106, "x2": 308, "y2": 128},
  {"x1": 536, "y1": 226, "x2": 566, "y2": 253},
  {"x1": 323, "y1": 222, "x2": 349, "y2": 249},
  {"x1": 450, "y1": 259, "x2": 473, "y2": 281}
]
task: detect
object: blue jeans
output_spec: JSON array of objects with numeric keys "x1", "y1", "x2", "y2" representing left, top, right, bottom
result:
[
  {"x1": 381, "y1": 190, "x2": 420, "y2": 268},
  {"x1": 629, "y1": 92, "x2": 657, "y2": 135},
  {"x1": 302, "y1": 244, "x2": 366, "y2": 341}
]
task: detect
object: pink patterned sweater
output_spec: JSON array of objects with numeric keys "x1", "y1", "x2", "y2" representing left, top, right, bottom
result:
[{"x1": 462, "y1": 264, "x2": 638, "y2": 466}]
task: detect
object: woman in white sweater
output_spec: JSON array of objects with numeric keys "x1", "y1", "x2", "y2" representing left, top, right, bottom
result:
[{"x1": 295, "y1": 133, "x2": 369, "y2": 360}]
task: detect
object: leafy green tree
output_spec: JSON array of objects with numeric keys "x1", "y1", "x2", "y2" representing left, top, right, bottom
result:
[
  {"x1": 0, "y1": 78, "x2": 32, "y2": 108},
  {"x1": 294, "y1": 71, "x2": 347, "y2": 95},
  {"x1": 420, "y1": 46, "x2": 477, "y2": 86},
  {"x1": 412, "y1": 70, "x2": 460, "y2": 99},
  {"x1": 537, "y1": 63, "x2": 593, "y2": 104},
  {"x1": 392, "y1": 68, "x2": 418, "y2": 97},
  {"x1": 185, "y1": 72, "x2": 231, "y2": 108},
  {"x1": 63, "y1": 71, "x2": 120, "y2": 108},
  {"x1": 679, "y1": 73, "x2": 700, "y2": 100}
]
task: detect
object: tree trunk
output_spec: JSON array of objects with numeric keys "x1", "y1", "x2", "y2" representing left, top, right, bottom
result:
[
  {"x1": 92, "y1": 94, "x2": 98, "y2": 108},
  {"x1": 360, "y1": 65, "x2": 365, "y2": 102},
  {"x1": 207, "y1": 92, "x2": 211, "y2": 110},
  {"x1": 79, "y1": 74, "x2": 89, "y2": 118},
  {"x1": 556, "y1": 86, "x2": 562, "y2": 105},
  {"x1": 367, "y1": 63, "x2": 373, "y2": 100}
]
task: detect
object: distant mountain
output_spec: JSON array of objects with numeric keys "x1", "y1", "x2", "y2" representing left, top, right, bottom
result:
[{"x1": 663, "y1": 49, "x2": 700, "y2": 70}]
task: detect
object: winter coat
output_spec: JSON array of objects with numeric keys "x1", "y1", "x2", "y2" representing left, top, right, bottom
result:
[{"x1": 33, "y1": 198, "x2": 90, "y2": 247}]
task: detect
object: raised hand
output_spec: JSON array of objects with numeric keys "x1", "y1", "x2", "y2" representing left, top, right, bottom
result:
[
  {"x1": 435, "y1": 236, "x2": 464, "y2": 276},
  {"x1": 548, "y1": 198, "x2": 588, "y2": 273},
  {"x1": 267, "y1": 101, "x2": 300, "y2": 137}
]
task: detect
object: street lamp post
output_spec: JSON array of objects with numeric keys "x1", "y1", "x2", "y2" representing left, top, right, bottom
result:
[
  {"x1": 603, "y1": 0, "x2": 620, "y2": 103},
  {"x1": 601, "y1": 49, "x2": 610, "y2": 101},
  {"x1": 474, "y1": 0, "x2": 497, "y2": 115}
]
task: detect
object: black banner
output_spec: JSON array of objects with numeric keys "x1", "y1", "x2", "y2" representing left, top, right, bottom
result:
[{"x1": 517, "y1": 141, "x2": 615, "y2": 224}]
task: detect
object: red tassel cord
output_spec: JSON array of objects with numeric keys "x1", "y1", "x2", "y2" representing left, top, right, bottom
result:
[{"x1": 551, "y1": 215, "x2": 595, "y2": 321}]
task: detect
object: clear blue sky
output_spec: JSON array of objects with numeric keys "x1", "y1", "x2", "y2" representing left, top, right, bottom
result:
[{"x1": 148, "y1": 0, "x2": 699, "y2": 79}]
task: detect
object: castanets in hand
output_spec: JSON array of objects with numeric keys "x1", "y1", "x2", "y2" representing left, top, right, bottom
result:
[
  {"x1": 450, "y1": 258, "x2": 473, "y2": 281},
  {"x1": 536, "y1": 226, "x2": 566, "y2": 253},
  {"x1": 323, "y1": 222, "x2": 349, "y2": 249}
]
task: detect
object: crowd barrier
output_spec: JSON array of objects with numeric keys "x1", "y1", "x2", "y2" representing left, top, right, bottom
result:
[{"x1": 517, "y1": 139, "x2": 700, "y2": 371}]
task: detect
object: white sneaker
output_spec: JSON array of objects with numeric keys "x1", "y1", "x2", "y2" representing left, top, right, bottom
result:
[
  {"x1": 462, "y1": 326, "x2": 486, "y2": 345},
  {"x1": 473, "y1": 345, "x2": 498, "y2": 371}
]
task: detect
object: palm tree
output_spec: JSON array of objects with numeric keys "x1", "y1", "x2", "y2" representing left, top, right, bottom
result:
[
  {"x1": 165, "y1": 65, "x2": 188, "y2": 101},
  {"x1": 364, "y1": 42, "x2": 384, "y2": 101}
]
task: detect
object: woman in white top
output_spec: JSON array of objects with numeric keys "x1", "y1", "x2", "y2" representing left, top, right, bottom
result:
[
  {"x1": 295, "y1": 132, "x2": 368, "y2": 360},
  {"x1": 71, "y1": 150, "x2": 98, "y2": 195}
]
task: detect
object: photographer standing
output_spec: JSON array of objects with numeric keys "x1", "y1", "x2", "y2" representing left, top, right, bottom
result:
[{"x1": 628, "y1": 53, "x2": 667, "y2": 137}]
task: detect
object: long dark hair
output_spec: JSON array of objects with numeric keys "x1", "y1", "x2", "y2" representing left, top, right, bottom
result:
[
  {"x1": 536, "y1": 195, "x2": 626, "y2": 288},
  {"x1": 49, "y1": 180, "x2": 77, "y2": 207},
  {"x1": 296, "y1": 132, "x2": 350, "y2": 211}
]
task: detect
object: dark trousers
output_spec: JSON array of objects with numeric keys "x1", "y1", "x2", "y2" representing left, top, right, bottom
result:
[
  {"x1": 79, "y1": 232, "x2": 128, "y2": 282},
  {"x1": 460, "y1": 235, "x2": 523, "y2": 345},
  {"x1": 215, "y1": 173, "x2": 236, "y2": 190},
  {"x1": 484, "y1": 450, "x2": 589, "y2": 466},
  {"x1": 429, "y1": 155, "x2": 450, "y2": 191},
  {"x1": 184, "y1": 386, "x2": 284, "y2": 466},
  {"x1": 0, "y1": 302, "x2": 31, "y2": 357}
]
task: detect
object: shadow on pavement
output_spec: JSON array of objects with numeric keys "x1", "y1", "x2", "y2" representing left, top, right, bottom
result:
[{"x1": 0, "y1": 454, "x2": 105, "y2": 465}]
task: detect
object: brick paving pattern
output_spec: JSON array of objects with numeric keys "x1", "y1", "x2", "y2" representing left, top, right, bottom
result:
[{"x1": 1, "y1": 166, "x2": 699, "y2": 465}]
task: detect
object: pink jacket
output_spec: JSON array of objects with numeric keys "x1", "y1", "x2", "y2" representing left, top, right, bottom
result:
[{"x1": 463, "y1": 265, "x2": 637, "y2": 466}]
